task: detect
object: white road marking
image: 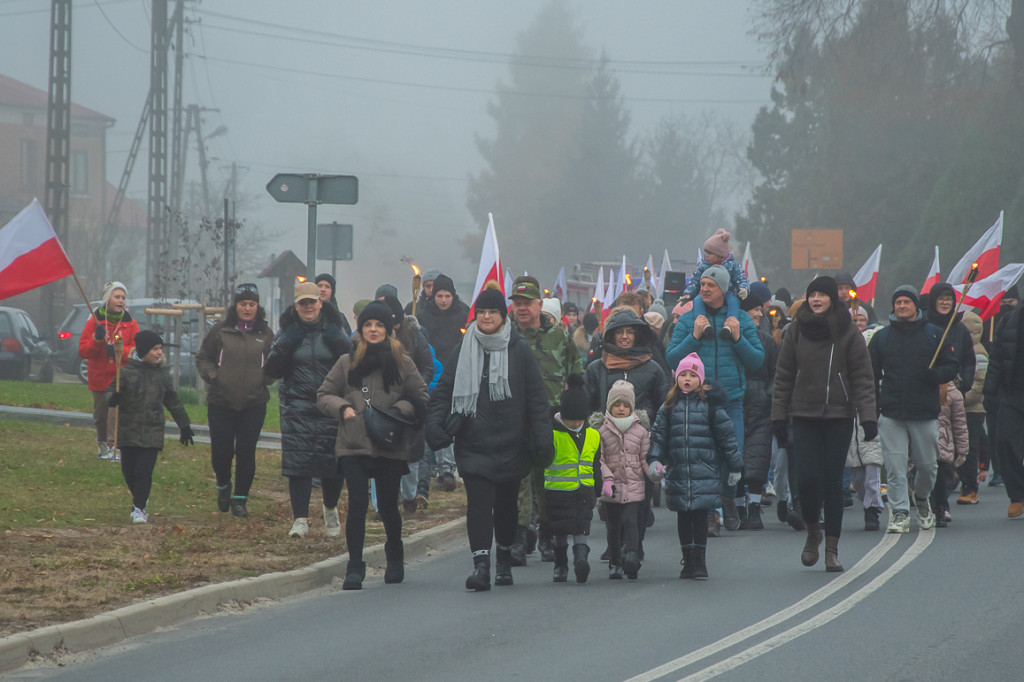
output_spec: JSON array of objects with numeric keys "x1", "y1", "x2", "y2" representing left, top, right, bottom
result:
[
  {"x1": 678, "y1": 529, "x2": 934, "y2": 681},
  {"x1": 625, "y1": 533, "x2": 902, "y2": 682}
]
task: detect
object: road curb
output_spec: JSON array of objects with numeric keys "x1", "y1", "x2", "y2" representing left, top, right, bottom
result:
[{"x1": 0, "y1": 516, "x2": 466, "y2": 674}]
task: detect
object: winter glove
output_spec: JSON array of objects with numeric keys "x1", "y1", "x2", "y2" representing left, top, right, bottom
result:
[
  {"x1": 727, "y1": 471, "x2": 742, "y2": 488},
  {"x1": 94, "y1": 325, "x2": 106, "y2": 341},
  {"x1": 179, "y1": 425, "x2": 195, "y2": 446},
  {"x1": 601, "y1": 480, "x2": 614, "y2": 499},
  {"x1": 773, "y1": 420, "x2": 789, "y2": 449},
  {"x1": 738, "y1": 287, "x2": 749, "y2": 300},
  {"x1": 647, "y1": 461, "x2": 665, "y2": 482},
  {"x1": 861, "y1": 421, "x2": 878, "y2": 442},
  {"x1": 107, "y1": 391, "x2": 121, "y2": 408},
  {"x1": 106, "y1": 343, "x2": 116, "y2": 358},
  {"x1": 926, "y1": 368, "x2": 943, "y2": 387}
]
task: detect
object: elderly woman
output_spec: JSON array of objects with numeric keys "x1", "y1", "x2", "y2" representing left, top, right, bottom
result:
[
  {"x1": 196, "y1": 283, "x2": 274, "y2": 519},
  {"x1": 771, "y1": 276, "x2": 877, "y2": 572},
  {"x1": 264, "y1": 281, "x2": 351, "y2": 539},
  {"x1": 317, "y1": 301, "x2": 429, "y2": 590},
  {"x1": 425, "y1": 288, "x2": 551, "y2": 592},
  {"x1": 79, "y1": 281, "x2": 140, "y2": 461}
]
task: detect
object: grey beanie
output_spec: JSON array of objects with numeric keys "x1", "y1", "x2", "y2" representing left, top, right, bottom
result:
[
  {"x1": 375, "y1": 283, "x2": 399, "y2": 300},
  {"x1": 891, "y1": 284, "x2": 920, "y2": 310},
  {"x1": 423, "y1": 268, "x2": 442, "y2": 283},
  {"x1": 701, "y1": 265, "x2": 730, "y2": 295}
]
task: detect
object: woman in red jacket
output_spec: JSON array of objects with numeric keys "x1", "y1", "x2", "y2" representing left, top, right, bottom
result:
[{"x1": 78, "y1": 281, "x2": 139, "y2": 461}]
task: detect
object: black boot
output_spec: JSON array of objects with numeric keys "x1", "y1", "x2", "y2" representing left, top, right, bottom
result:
[
  {"x1": 721, "y1": 497, "x2": 740, "y2": 531},
  {"x1": 692, "y1": 545, "x2": 709, "y2": 579},
  {"x1": 538, "y1": 525, "x2": 555, "y2": 562},
  {"x1": 739, "y1": 501, "x2": 764, "y2": 530},
  {"x1": 737, "y1": 502, "x2": 748, "y2": 524},
  {"x1": 553, "y1": 545, "x2": 569, "y2": 582},
  {"x1": 864, "y1": 506, "x2": 881, "y2": 531},
  {"x1": 342, "y1": 560, "x2": 366, "y2": 590},
  {"x1": 217, "y1": 482, "x2": 231, "y2": 513},
  {"x1": 622, "y1": 550, "x2": 640, "y2": 580},
  {"x1": 776, "y1": 497, "x2": 789, "y2": 523},
  {"x1": 572, "y1": 544, "x2": 591, "y2": 584},
  {"x1": 679, "y1": 546, "x2": 695, "y2": 579},
  {"x1": 525, "y1": 526, "x2": 537, "y2": 554},
  {"x1": 494, "y1": 547, "x2": 513, "y2": 587},
  {"x1": 509, "y1": 525, "x2": 528, "y2": 567},
  {"x1": 384, "y1": 540, "x2": 404, "y2": 584},
  {"x1": 230, "y1": 496, "x2": 248, "y2": 519},
  {"x1": 787, "y1": 500, "x2": 806, "y2": 531},
  {"x1": 465, "y1": 553, "x2": 491, "y2": 592}
]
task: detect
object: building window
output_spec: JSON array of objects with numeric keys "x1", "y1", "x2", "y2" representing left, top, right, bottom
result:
[
  {"x1": 71, "y1": 150, "x2": 88, "y2": 196},
  {"x1": 20, "y1": 139, "x2": 37, "y2": 187}
]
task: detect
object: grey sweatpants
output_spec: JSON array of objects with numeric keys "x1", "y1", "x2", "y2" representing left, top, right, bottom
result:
[{"x1": 879, "y1": 416, "x2": 938, "y2": 514}]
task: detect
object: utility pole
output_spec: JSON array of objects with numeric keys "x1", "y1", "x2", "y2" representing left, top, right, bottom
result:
[
  {"x1": 43, "y1": 0, "x2": 72, "y2": 336},
  {"x1": 168, "y1": 0, "x2": 185, "y2": 219},
  {"x1": 147, "y1": 0, "x2": 169, "y2": 297}
]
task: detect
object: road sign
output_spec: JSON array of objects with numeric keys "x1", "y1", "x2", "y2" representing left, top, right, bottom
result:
[
  {"x1": 265, "y1": 174, "x2": 358, "y2": 205},
  {"x1": 316, "y1": 223, "x2": 353, "y2": 261},
  {"x1": 791, "y1": 229, "x2": 843, "y2": 270}
]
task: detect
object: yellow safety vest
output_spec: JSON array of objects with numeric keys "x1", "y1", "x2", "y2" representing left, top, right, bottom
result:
[{"x1": 544, "y1": 428, "x2": 598, "y2": 491}]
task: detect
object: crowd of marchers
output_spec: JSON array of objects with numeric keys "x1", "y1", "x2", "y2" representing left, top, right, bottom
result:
[{"x1": 78, "y1": 228, "x2": 1024, "y2": 590}]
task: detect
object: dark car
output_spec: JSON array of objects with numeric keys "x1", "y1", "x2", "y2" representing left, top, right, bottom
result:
[
  {"x1": 53, "y1": 299, "x2": 208, "y2": 387},
  {"x1": 0, "y1": 306, "x2": 53, "y2": 382}
]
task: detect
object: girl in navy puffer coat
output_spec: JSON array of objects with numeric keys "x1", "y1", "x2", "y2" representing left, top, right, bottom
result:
[{"x1": 648, "y1": 353, "x2": 741, "y2": 580}]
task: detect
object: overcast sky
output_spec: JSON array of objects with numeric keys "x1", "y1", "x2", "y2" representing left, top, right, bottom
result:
[{"x1": 0, "y1": 0, "x2": 773, "y2": 305}]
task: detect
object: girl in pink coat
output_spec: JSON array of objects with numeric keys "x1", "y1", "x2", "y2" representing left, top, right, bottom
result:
[{"x1": 598, "y1": 380, "x2": 651, "y2": 580}]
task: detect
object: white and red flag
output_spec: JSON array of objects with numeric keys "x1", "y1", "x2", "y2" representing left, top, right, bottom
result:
[
  {"x1": 0, "y1": 199, "x2": 74, "y2": 300},
  {"x1": 601, "y1": 270, "x2": 617, "y2": 323},
  {"x1": 467, "y1": 213, "x2": 503, "y2": 319},
  {"x1": 741, "y1": 241, "x2": 758, "y2": 283},
  {"x1": 947, "y1": 211, "x2": 1002, "y2": 285},
  {"x1": 592, "y1": 266, "x2": 605, "y2": 311},
  {"x1": 921, "y1": 246, "x2": 941, "y2": 294},
  {"x1": 618, "y1": 255, "x2": 628, "y2": 294},
  {"x1": 853, "y1": 244, "x2": 883, "y2": 303},
  {"x1": 953, "y1": 262, "x2": 1024, "y2": 321},
  {"x1": 552, "y1": 267, "x2": 567, "y2": 302}
]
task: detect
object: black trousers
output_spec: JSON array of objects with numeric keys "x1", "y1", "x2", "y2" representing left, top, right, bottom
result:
[
  {"x1": 604, "y1": 501, "x2": 640, "y2": 564},
  {"x1": 288, "y1": 475, "x2": 344, "y2": 519},
  {"x1": 958, "y1": 412, "x2": 985, "y2": 495},
  {"x1": 463, "y1": 475, "x2": 520, "y2": 553},
  {"x1": 208, "y1": 403, "x2": 266, "y2": 497},
  {"x1": 120, "y1": 446, "x2": 159, "y2": 510},
  {"x1": 930, "y1": 460, "x2": 956, "y2": 512},
  {"x1": 791, "y1": 417, "x2": 853, "y2": 537},
  {"x1": 676, "y1": 509, "x2": 709, "y2": 547},
  {"x1": 341, "y1": 456, "x2": 405, "y2": 563},
  {"x1": 996, "y1": 401, "x2": 1024, "y2": 503}
]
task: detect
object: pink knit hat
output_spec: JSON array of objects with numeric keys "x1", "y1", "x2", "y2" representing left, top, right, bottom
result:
[
  {"x1": 675, "y1": 352, "x2": 705, "y2": 383},
  {"x1": 672, "y1": 299, "x2": 692, "y2": 318},
  {"x1": 703, "y1": 228, "x2": 732, "y2": 258}
]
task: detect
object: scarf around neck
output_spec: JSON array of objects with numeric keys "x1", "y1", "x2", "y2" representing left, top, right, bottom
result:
[
  {"x1": 602, "y1": 346, "x2": 652, "y2": 371},
  {"x1": 452, "y1": 320, "x2": 512, "y2": 416},
  {"x1": 347, "y1": 339, "x2": 401, "y2": 392}
]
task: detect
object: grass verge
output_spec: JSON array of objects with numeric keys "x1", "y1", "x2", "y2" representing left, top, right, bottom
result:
[{"x1": 0, "y1": 419, "x2": 465, "y2": 637}]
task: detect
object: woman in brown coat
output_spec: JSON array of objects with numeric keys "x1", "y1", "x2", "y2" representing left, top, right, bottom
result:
[{"x1": 317, "y1": 301, "x2": 429, "y2": 590}]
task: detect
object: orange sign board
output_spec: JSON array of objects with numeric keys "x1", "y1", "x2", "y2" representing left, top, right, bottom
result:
[{"x1": 791, "y1": 229, "x2": 843, "y2": 270}]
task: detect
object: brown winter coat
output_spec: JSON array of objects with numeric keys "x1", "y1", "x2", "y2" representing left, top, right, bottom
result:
[
  {"x1": 938, "y1": 383, "x2": 969, "y2": 465},
  {"x1": 196, "y1": 320, "x2": 274, "y2": 410},
  {"x1": 960, "y1": 311, "x2": 988, "y2": 414},
  {"x1": 597, "y1": 413, "x2": 650, "y2": 504},
  {"x1": 316, "y1": 352, "x2": 429, "y2": 461}
]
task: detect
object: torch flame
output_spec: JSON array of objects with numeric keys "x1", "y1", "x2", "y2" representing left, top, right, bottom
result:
[
  {"x1": 410, "y1": 263, "x2": 420, "y2": 276},
  {"x1": 850, "y1": 290, "x2": 857, "y2": 299},
  {"x1": 625, "y1": 273, "x2": 632, "y2": 285}
]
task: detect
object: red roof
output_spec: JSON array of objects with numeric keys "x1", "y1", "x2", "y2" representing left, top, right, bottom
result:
[{"x1": 0, "y1": 72, "x2": 114, "y2": 123}]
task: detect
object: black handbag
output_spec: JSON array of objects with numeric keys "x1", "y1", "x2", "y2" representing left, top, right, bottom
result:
[{"x1": 361, "y1": 383, "x2": 415, "y2": 448}]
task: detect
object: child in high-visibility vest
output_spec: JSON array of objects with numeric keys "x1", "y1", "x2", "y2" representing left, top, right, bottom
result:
[
  {"x1": 648, "y1": 353, "x2": 742, "y2": 579},
  {"x1": 544, "y1": 375, "x2": 599, "y2": 584}
]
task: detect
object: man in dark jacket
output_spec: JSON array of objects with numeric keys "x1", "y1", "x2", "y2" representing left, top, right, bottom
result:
[
  {"x1": 982, "y1": 301, "x2": 1024, "y2": 518},
  {"x1": 868, "y1": 285, "x2": 959, "y2": 533}
]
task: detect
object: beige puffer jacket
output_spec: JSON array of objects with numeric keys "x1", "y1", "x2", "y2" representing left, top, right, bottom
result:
[
  {"x1": 960, "y1": 311, "x2": 988, "y2": 414},
  {"x1": 938, "y1": 383, "x2": 969, "y2": 465},
  {"x1": 597, "y1": 413, "x2": 650, "y2": 503}
]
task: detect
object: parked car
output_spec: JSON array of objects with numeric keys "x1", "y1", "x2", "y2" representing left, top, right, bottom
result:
[
  {"x1": 53, "y1": 298, "x2": 211, "y2": 387},
  {"x1": 0, "y1": 306, "x2": 53, "y2": 382}
]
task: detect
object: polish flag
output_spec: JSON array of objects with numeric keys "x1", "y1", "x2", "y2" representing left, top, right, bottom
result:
[
  {"x1": 741, "y1": 241, "x2": 758, "y2": 283},
  {"x1": 921, "y1": 246, "x2": 941, "y2": 294},
  {"x1": 657, "y1": 250, "x2": 672, "y2": 298},
  {"x1": 0, "y1": 199, "x2": 74, "y2": 300},
  {"x1": 947, "y1": 212, "x2": 1002, "y2": 285},
  {"x1": 552, "y1": 267, "x2": 567, "y2": 303},
  {"x1": 592, "y1": 266, "x2": 605, "y2": 311},
  {"x1": 953, "y1": 263, "x2": 1024, "y2": 321},
  {"x1": 467, "y1": 213, "x2": 503, "y2": 319},
  {"x1": 601, "y1": 270, "x2": 617, "y2": 324},
  {"x1": 618, "y1": 255, "x2": 628, "y2": 293},
  {"x1": 853, "y1": 244, "x2": 883, "y2": 303}
]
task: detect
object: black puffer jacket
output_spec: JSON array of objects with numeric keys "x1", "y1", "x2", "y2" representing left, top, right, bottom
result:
[
  {"x1": 648, "y1": 383, "x2": 742, "y2": 512},
  {"x1": 265, "y1": 305, "x2": 351, "y2": 477},
  {"x1": 927, "y1": 283, "x2": 976, "y2": 392},
  {"x1": 584, "y1": 310, "x2": 669, "y2": 423},
  {"x1": 417, "y1": 296, "x2": 470, "y2": 365},
  {"x1": 868, "y1": 312, "x2": 959, "y2": 421},
  {"x1": 743, "y1": 327, "x2": 778, "y2": 485},
  {"x1": 425, "y1": 327, "x2": 552, "y2": 483},
  {"x1": 983, "y1": 306, "x2": 1024, "y2": 407}
]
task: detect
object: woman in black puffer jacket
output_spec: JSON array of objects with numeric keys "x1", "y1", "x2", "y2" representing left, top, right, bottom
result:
[{"x1": 264, "y1": 283, "x2": 351, "y2": 541}]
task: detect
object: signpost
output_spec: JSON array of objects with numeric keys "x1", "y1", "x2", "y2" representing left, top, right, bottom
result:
[
  {"x1": 266, "y1": 173, "x2": 358, "y2": 278},
  {"x1": 791, "y1": 229, "x2": 843, "y2": 270},
  {"x1": 316, "y1": 222, "x2": 354, "y2": 279}
]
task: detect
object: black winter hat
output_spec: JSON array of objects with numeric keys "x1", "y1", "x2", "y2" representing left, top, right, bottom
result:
[
  {"x1": 740, "y1": 288, "x2": 764, "y2": 311},
  {"x1": 806, "y1": 276, "x2": 839, "y2": 304},
  {"x1": 583, "y1": 312, "x2": 599, "y2": 334},
  {"x1": 233, "y1": 282, "x2": 259, "y2": 304},
  {"x1": 357, "y1": 300, "x2": 394, "y2": 333},
  {"x1": 1006, "y1": 285, "x2": 1019, "y2": 300},
  {"x1": 774, "y1": 287, "x2": 793, "y2": 306},
  {"x1": 563, "y1": 302, "x2": 579, "y2": 315},
  {"x1": 559, "y1": 375, "x2": 589, "y2": 421},
  {"x1": 474, "y1": 288, "x2": 507, "y2": 320},
  {"x1": 433, "y1": 274, "x2": 456, "y2": 297},
  {"x1": 891, "y1": 284, "x2": 920, "y2": 310},
  {"x1": 382, "y1": 295, "x2": 405, "y2": 326},
  {"x1": 134, "y1": 330, "x2": 162, "y2": 359}
]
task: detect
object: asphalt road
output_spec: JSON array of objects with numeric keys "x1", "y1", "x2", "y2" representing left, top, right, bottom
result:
[{"x1": 8, "y1": 484, "x2": 1022, "y2": 682}]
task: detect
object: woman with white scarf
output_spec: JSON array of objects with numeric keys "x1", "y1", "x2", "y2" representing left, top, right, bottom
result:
[{"x1": 425, "y1": 288, "x2": 552, "y2": 592}]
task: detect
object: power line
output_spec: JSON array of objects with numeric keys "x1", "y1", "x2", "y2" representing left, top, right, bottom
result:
[
  {"x1": 0, "y1": 0, "x2": 133, "y2": 18},
  {"x1": 93, "y1": 0, "x2": 147, "y2": 53}
]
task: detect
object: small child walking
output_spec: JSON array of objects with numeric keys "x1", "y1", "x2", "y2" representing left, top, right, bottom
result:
[
  {"x1": 932, "y1": 381, "x2": 968, "y2": 527},
  {"x1": 598, "y1": 380, "x2": 651, "y2": 580},
  {"x1": 544, "y1": 375, "x2": 599, "y2": 584},
  {"x1": 680, "y1": 228, "x2": 750, "y2": 340},
  {"x1": 648, "y1": 353, "x2": 741, "y2": 579},
  {"x1": 106, "y1": 330, "x2": 195, "y2": 523}
]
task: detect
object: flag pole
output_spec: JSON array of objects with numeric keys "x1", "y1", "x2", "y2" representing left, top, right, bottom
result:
[
  {"x1": 929, "y1": 263, "x2": 979, "y2": 369},
  {"x1": 70, "y1": 271, "x2": 96, "y2": 318}
]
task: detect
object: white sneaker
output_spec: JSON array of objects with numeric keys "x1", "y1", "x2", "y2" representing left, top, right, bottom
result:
[
  {"x1": 289, "y1": 518, "x2": 309, "y2": 538},
  {"x1": 916, "y1": 498, "x2": 935, "y2": 530},
  {"x1": 323, "y1": 505, "x2": 341, "y2": 537},
  {"x1": 130, "y1": 507, "x2": 148, "y2": 524},
  {"x1": 764, "y1": 482, "x2": 777, "y2": 499},
  {"x1": 886, "y1": 511, "x2": 910, "y2": 533},
  {"x1": 110, "y1": 448, "x2": 121, "y2": 463},
  {"x1": 97, "y1": 442, "x2": 114, "y2": 460}
]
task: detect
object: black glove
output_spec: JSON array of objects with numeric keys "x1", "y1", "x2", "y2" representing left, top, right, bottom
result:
[
  {"x1": 108, "y1": 391, "x2": 121, "y2": 408},
  {"x1": 94, "y1": 325, "x2": 106, "y2": 341},
  {"x1": 772, "y1": 420, "x2": 789, "y2": 449},
  {"x1": 926, "y1": 368, "x2": 943, "y2": 386},
  {"x1": 179, "y1": 425, "x2": 195, "y2": 446},
  {"x1": 106, "y1": 344, "x2": 116, "y2": 358},
  {"x1": 862, "y1": 420, "x2": 878, "y2": 442}
]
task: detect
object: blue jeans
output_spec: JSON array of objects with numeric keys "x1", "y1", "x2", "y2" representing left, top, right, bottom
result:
[{"x1": 400, "y1": 461, "x2": 420, "y2": 502}]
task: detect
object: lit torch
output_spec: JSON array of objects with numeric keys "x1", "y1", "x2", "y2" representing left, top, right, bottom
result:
[
  {"x1": 410, "y1": 263, "x2": 421, "y2": 316},
  {"x1": 112, "y1": 334, "x2": 124, "y2": 454},
  {"x1": 643, "y1": 266, "x2": 652, "y2": 292}
]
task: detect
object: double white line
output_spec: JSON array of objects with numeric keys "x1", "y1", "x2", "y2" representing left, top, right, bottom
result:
[{"x1": 627, "y1": 530, "x2": 934, "y2": 682}]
